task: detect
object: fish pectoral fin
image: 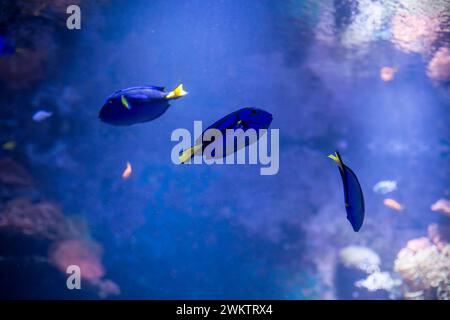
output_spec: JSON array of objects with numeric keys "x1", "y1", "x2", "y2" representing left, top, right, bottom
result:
[
  {"x1": 179, "y1": 144, "x2": 202, "y2": 164},
  {"x1": 121, "y1": 95, "x2": 131, "y2": 109},
  {"x1": 166, "y1": 84, "x2": 188, "y2": 100}
]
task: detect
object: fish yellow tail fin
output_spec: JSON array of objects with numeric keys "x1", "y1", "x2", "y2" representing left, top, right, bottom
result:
[
  {"x1": 179, "y1": 144, "x2": 202, "y2": 164},
  {"x1": 328, "y1": 151, "x2": 344, "y2": 170},
  {"x1": 166, "y1": 84, "x2": 188, "y2": 100},
  {"x1": 328, "y1": 153, "x2": 339, "y2": 163}
]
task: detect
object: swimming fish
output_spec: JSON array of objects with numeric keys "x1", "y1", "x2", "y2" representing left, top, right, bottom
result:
[
  {"x1": 431, "y1": 199, "x2": 450, "y2": 216},
  {"x1": 99, "y1": 84, "x2": 188, "y2": 126},
  {"x1": 32, "y1": 110, "x2": 53, "y2": 122},
  {"x1": 380, "y1": 67, "x2": 396, "y2": 81},
  {"x1": 122, "y1": 161, "x2": 132, "y2": 180},
  {"x1": 329, "y1": 151, "x2": 365, "y2": 232},
  {"x1": 2, "y1": 141, "x2": 16, "y2": 150},
  {"x1": 383, "y1": 198, "x2": 403, "y2": 211},
  {"x1": 373, "y1": 180, "x2": 397, "y2": 194},
  {"x1": 179, "y1": 107, "x2": 273, "y2": 164}
]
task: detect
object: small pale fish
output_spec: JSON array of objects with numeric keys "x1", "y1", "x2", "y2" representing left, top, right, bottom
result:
[
  {"x1": 32, "y1": 110, "x2": 53, "y2": 122},
  {"x1": 380, "y1": 67, "x2": 396, "y2": 81},
  {"x1": 383, "y1": 198, "x2": 403, "y2": 211},
  {"x1": 430, "y1": 199, "x2": 450, "y2": 216},
  {"x1": 373, "y1": 180, "x2": 397, "y2": 194},
  {"x1": 2, "y1": 141, "x2": 16, "y2": 150},
  {"x1": 122, "y1": 161, "x2": 132, "y2": 180}
]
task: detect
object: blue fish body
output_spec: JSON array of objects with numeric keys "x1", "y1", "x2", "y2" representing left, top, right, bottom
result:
[
  {"x1": 329, "y1": 151, "x2": 365, "y2": 232},
  {"x1": 99, "y1": 84, "x2": 187, "y2": 126},
  {"x1": 205, "y1": 107, "x2": 272, "y2": 134},
  {"x1": 205, "y1": 107, "x2": 272, "y2": 155},
  {"x1": 180, "y1": 107, "x2": 273, "y2": 162}
]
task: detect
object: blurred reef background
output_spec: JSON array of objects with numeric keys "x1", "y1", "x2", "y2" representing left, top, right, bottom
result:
[{"x1": 0, "y1": 0, "x2": 449, "y2": 299}]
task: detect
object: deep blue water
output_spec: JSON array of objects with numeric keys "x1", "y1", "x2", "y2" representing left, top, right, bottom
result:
[{"x1": 0, "y1": 0, "x2": 449, "y2": 299}]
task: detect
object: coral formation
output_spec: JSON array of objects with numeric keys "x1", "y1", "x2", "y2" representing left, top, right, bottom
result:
[
  {"x1": 339, "y1": 246, "x2": 381, "y2": 272},
  {"x1": 355, "y1": 271, "x2": 401, "y2": 293},
  {"x1": 48, "y1": 239, "x2": 120, "y2": 297},
  {"x1": 0, "y1": 49, "x2": 46, "y2": 90},
  {"x1": 0, "y1": 158, "x2": 33, "y2": 187},
  {"x1": 0, "y1": 157, "x2": 120, "y2": 298},
  {"x1": 0, "y1": 0, "x2": 88, "y2": 90},
  {"x1": 0, "y1": 198, "x2": 68, "y2": 240},
  {"x1": 49, "y1": 239, "x2": 105, "y2": 280},
  {"x1": 427, "y1": 48, "x2": 450, "y2": 82},
  {"x1": 391, "y1": 12, "x2": 441, "y2": 54},
  {"x1": 428, "y1": 224, "x2": 450, "y2": 251},
  {"x1": 394, "y1": 237, "x2": 450, "y2": 300},
  {"x1": 335, "y1": 245, "x2": 398, "y2": 299}
]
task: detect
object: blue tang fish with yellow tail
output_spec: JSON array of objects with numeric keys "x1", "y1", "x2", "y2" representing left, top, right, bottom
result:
[
  {"x1": 99, "y1": 84, "x2": 187, "y2": 126},
  {"x1": 328, "y1": 151, "x2": 365, "y2": 232},
  {"x1": 179, "y1": 107, "x2": 273, "y2": 163}
]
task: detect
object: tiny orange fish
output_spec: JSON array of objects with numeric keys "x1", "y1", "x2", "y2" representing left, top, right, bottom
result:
[
  {"x1": 122, "y1": 161, "x2": 132, "y2": 180},
  {"x1": 384, "y1": 198, "x2": 403, "y2": 211},
  {"x1": 380, "y1": 67, "x2": 396, "y2": 81}
]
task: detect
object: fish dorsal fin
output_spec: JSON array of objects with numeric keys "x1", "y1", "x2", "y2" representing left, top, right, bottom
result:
[
  {"x1": 112, "y1": 86, "x2": 164, "y2": 96},
  {"x1": 148, "y1": 86, "x2": 165, "y2": 91},
  {"x1": 126, "y1": 92, "x2": 148, "y2": 100}
]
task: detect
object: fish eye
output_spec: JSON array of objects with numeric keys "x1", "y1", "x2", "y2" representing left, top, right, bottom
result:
[
  {"x1": 108, "y1": 100, "x2": 113, "y2": 104},
  {"x1": 251, "y1": 109, "x2": 258, "y2": 116}
]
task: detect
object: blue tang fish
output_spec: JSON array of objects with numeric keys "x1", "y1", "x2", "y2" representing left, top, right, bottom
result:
[
  {"x1": 179, "y1": 107, "x2": 273, "y2": 163},
  {"x1": 329, "y1": 151, "x2": 365, "y2": 232},
  {"x1": 99, "y1": 84, "x2": 187, "y2": 126}
]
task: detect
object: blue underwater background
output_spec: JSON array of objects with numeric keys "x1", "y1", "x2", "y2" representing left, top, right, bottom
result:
[{"x1": 0, "y1": 0, "x2": 449, "y2": 299}]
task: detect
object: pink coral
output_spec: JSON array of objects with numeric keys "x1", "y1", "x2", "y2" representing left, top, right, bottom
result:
[
  {"x1": 0, "y1": 198, "x2": 69, "y2": 240},
  {"x1": 49, "y1": 239, "x2": 121, "y2": 298},
  {"x1": 391, "y1": 12, "x2": 440, "y2": 54},
  {"x1": 0, "y1": 49, "x2": 46, "y2": 90},
  {"x1": 93, "y1": 279, "x2": 121, "y2": 299},
  {"x1": 0, "y1": 158, "x2": 33, "y2": 187},
  {"x1": 394, "y1": 236, "x2": 450, "y2": 298},
  {"x1": 406, "y1": 237, "x2": 431, "y2": 252},
  {"x1": 428, "y1": 224, "x2": 449, "y2": 251},
  {"x1": 427, "y1": 48, "x2": 450, "y2": 82},
  {"x1": 49, "y1": 239, "x2": 105, "y2": 281}
]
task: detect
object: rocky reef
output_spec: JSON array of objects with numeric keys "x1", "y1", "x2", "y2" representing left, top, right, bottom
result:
[
  {"x1": 393, "y1": 203, "x2": 450, "y2": 300},
  {"x1": 0, "y1": 157, "x2": 119, "y2": 299}
]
